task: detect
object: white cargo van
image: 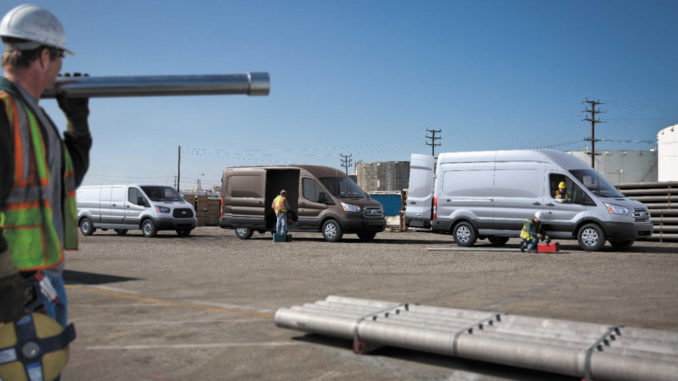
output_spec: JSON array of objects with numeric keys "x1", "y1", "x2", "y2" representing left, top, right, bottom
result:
[
  {"x1": 76, "y1": 184, "x2": 197, "y2": 237},
  {"x1": 406, "y1": 150, "x2": 653, "y2": 251}
]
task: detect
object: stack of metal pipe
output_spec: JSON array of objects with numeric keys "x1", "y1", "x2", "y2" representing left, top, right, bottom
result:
[{"x1": 275, "y1": 296, "x2": 678, "y2": 381}]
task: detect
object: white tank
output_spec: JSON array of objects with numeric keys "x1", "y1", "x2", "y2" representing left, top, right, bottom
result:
[
  {"x1": 566, "y1": 150, "x2": 657, "y2": 184},
  {"x1": 658, "y1": 124, "x2": 678, "y2": 182}
]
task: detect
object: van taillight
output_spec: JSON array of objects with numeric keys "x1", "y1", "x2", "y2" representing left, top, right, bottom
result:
[
  {"x1": 220, "y1": 197, "x2": 224, "y2": 217},
  {"x1": 432, "y1": 197, "x2": 437, "y2": 220}
]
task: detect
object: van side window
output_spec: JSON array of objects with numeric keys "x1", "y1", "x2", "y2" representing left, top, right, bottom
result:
[
  {"x1": 228, "y1": 175, "x2": 264, "y2": 198},
  {"x1": 549, "y1": 174, "x2": 572, "y2": 203},
  {"x1": 303, "y1": 178, "x2": 321, "y2": 203},
  {"x1": 128, "y1": 188, "x2": 147, "y2": 206}
]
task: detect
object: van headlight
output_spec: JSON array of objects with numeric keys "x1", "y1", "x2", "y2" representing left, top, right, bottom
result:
[
  {"x1": 156, "y1": 206, "x2": 170, "y2": 213},
  {"x1": 341, "y1": 202, "x2": 360, "y2": 213},
  {"x1": 604, "y1": 203, "x2": 629, "y2": 215}
]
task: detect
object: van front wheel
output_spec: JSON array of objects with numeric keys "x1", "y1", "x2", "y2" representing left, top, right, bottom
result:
[
  {"x1": 453, "y1": 221, "x2": 477, "y2": 247},
  {"x1": 235, "y1": 227, "x2": 253, "y2": 240},
  {"x1": 142, "y1": 219, "x2": 157, "y2": 238},
  {"x1": 577, "y1": 223, "x2": 606, "y2": 251},
  {"x1": 322, "y1": 220, "x2": 343, "y2": 242}
]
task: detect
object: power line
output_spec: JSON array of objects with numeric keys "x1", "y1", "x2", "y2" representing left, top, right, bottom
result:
[{"x1": 425, "y1": 129, "x2": 442, "y2": 157}]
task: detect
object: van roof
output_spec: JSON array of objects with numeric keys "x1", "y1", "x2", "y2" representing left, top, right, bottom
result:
[
  {"x1": 224, "y1": 165, "x2": 348, "y2": 178},
  {"x1": 437, "y1": 149, "x2": 591, "y2": 170}
]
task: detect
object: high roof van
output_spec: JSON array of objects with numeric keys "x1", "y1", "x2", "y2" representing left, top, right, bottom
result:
[
  {"x1": 76, "y1": 184, "x2": 197, "y2": 237},
  {"x1": 406, "y1": 150, "x2": 653, "y2": 251},
  {"x1": 219, "y1": 165, "x2": 385, "y2": 242}
]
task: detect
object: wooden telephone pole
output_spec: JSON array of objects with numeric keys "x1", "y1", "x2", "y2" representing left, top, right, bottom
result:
[{"x1": 583, "y1": 99, "x2": 603, "y2": 168}]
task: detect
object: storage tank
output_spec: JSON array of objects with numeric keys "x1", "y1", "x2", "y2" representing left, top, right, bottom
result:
[
  {"x1": 658, "y1": 124, "x2": 678, "y2": 181},
  {"x1": 356, "y1": 161, "x2": 410, "y2": 192}
]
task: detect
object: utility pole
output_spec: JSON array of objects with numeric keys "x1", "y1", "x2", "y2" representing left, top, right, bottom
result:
[
  {"x1": 583, "y1": 99, "x2": 603, "y2": 168},
  {"x1": 425, "y1": 129, "x2": 442, "y2": 157},
  {"x1": 340, "y1": 154, "x2": 353, "y2": 175},
  {"x1": 177, "y1": 145, "x2": 181, "y2": 192}
]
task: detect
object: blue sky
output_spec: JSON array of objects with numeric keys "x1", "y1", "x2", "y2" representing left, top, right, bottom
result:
[{"x1": 2, "y1": 0, "x2": 676, "y2": 190}]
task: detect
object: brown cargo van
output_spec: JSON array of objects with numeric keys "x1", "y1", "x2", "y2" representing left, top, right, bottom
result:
[{"x1": 219, "y1": 165, "x2": 385, "y2": 242}]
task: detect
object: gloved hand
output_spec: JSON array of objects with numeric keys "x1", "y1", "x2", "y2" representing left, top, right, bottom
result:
[
  {"x1": 56, "y1": 72, "x2": 90, "y2": 122},
  {"x1": 0, "y1": 271, "x2": 29, "y2": 323}
]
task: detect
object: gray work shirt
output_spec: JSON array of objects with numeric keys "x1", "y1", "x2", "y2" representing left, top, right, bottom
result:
[{"x1": 15, "y1": 85, "x2": 65, "y2": 275}]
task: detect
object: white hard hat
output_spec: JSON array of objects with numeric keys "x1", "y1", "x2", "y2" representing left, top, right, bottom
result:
[
  {"x1": 534, "y1": 211, "x2": 543, "y2": 220},
  {"x1": 0, "y1": 4, "x2": 72, "y2": 54}
]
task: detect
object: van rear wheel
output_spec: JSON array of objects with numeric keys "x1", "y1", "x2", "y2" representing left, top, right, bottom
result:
[
  {"x1": 609, "y1": 239, "x2": 634, "y2": 249},
  {"x1": 488, "y1": 236, "x2": 509, "y2": 246},
  {"x1": 142, "y1": 219, "x2": 157, "y2": 238},
  {"x1": 577, "y1": 223, "x2": 606, "y2": 251},
  {"x1": 235, "y1": 227, "x2": 253, "y2": 240},
  {"x1": 322, "y1": 219, "x2": 343, "y2": 242},
  {"x1": 80, "y1": 217, "x2": 95, "y2": 236},
  {"x1": 357, "y1": 231, "x2": 377, "y2": 241},
  {"x1": 453, "y1": 221, "x2": 477, "y2": 247}
]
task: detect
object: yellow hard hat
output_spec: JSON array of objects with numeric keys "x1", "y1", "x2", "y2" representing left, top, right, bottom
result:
[
  {"x1": 0, "y1": 313, "x2": 75, "y2": 381},
  {"x1": 558, "y1": 181, "x2": 566, "y2": 189}
]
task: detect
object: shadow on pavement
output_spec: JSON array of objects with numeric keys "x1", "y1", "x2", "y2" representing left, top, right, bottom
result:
[
  {"x1": 64, "y1": 270, "x2": 141, "y2": 285},
  {"x1": 293, "y1": 334, "x2": 577, "y2": 381}
]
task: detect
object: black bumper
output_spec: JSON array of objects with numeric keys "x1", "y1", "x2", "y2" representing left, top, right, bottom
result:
[
  {"x1": 338, "y1": 217, "x2": 386, "y2": 233},
  {"x1": 155, "y1": 217, "x2": 196, "y2": 230},
  {"x1": 602, "y1": 221, "x2": 653, "y2": 240}
]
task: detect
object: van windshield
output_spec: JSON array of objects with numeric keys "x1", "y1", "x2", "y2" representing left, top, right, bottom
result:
[
  {"x1": 569, "y1": 169, "x2": 623, "y2": 198},
  {"x1": 141, "y1": 186, "x2": 184, "y2": 202},
  {"x1": 320, "y1": 177, "x2": 367, "y2": 198}
]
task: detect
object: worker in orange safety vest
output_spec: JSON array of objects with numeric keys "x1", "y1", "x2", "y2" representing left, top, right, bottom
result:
[{"x1": 272, "y1": 190, "x2": 291, "y2": 236}]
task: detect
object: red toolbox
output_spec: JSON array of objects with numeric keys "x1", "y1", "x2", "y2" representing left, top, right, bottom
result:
[{"x1": 537, "y1": 242, "x2": 559, "y2": 253}]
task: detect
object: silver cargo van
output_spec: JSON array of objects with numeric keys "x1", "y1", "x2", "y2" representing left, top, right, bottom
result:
[
  {"x1": 76, "y1": 184, "x2": 197, "y2": 237},
  {"x1": 406, "y1": 150, "x2": 653, "y2": 251},
  {"x1": 219, "y1": 165, "x2": 386, "y2": 242}
]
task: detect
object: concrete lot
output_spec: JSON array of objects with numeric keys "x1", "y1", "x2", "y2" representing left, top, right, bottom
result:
[{"x1": 61, "y1": 227, "x2": 678, "y2": 380}]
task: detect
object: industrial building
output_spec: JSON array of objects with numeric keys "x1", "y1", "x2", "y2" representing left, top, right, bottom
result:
[
  {"x1": 356, "y1": 161, "x2": 410, "y2": 192},
  {"x1": 566, "y1": 150, "x2": 657, "y2": 185}
]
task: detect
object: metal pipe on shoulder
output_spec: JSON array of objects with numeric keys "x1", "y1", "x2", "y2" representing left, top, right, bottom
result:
[{"x1": 42, "y1": 72, "x2": 270, "y2": 98}]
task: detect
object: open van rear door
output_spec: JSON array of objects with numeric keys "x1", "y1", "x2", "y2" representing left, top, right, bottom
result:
[{"x1": 405, "y1": 154, "x2": 435, "y2": 228}]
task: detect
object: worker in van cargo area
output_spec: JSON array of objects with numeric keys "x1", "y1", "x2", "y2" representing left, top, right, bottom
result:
[
  {"x1": 272, "y1": 189, "x2": 291, "y2": 236},
  {"x1": 554, "y1": 181, "x2": 569, "y2": 203},
  {"x1": 0, "y1": 2, "x2": 91, "y2": 337},
  {"x1": 520, "y1": 212, "x2": 549, "y2": 252}
]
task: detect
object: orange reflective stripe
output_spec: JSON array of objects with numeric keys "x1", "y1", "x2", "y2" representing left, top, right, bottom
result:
[
  {"x1": 0, "y1": 93, "x2": 24, "y2": 182},
  {"x1": 5, "y1": 200, "x2": 50, "y2": 211}
]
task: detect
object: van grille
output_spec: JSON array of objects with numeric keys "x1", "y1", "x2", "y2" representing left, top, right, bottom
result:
[
  {"x1": 173, "y1": 208, "x2": 194, "y2": 218},
  {"x1": 633, "y1": 208, "x2": 650, "y2": 223},
  {"x1": 363, "y1": 207, "x2": 383, "y2": 219}
]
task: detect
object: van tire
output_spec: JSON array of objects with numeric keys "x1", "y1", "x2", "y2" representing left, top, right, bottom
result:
[
  {"x1": 177, "y1": 229, "x2": 192, "y2": 237},
  {"x1": 357, "y1": 231, "x2": 377, "y2": 241},
  {"x1": 453, "y1": 221, "x2": 477, "y2": 247},
  {"x1": 142, "y1": 219, "x2": 157, "y2": 238},
  {"x1": 322, "y1": 219, "x2": 343, "y2": 242},
  {"x1": 577, "y1": 223, "x2": 605, "y2": 251},
  {"x1": 235, "y1": 227, "x2": 253, "y2": 240},
  {"x1": 488, "y1": 236, "x2": 509, "y2": 246},
  {"x1": 80, "y1": 217, "x2": 95, "y2": 236},
  {"x1": 114, "y1": 229, "x2": 128, "y2": 236},
  {"x1": 609, "y1": 239, "x2": 634, "y2": 249}
]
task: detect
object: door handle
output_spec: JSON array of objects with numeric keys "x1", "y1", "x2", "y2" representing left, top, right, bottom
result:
[
  {"x1": 126, "y1": 205, "x2": 130, "y2": 208},
  {"x1": 112, "y1": 203, "x2": 117, "y2": 206},
  {"x1": 545, "y1": 203, "x2": 555, "y2": 207},
  {"x1": 410, "y1": 201, "x2": 416, "y2": 205},
  {"x1": 532, "y1": 202, "x2": 541, "y2": 206}
]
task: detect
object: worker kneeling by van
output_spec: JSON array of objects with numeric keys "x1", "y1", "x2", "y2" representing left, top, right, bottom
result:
[{"x1": 77, "y1": 184, "x2": 197, "y2": 237}]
